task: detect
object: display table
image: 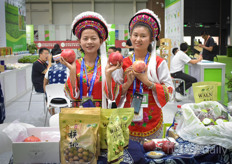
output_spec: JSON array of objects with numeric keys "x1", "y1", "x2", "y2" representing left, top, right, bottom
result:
[
  {"x1": 2, "y1": 137, "x2": 231, "y2": 164},
  {"x1": 146, "y1": 137, "x2": 232, "y2": 164},
  {"x1": 187, "y1": 60, "x2": 226, "y2": 103},
  {"x1": 0, "y1": 64, "x2": 32, "y2": 106}
]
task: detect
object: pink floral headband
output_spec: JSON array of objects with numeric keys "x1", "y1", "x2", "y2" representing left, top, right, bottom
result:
[
  {"x1": 72, "y1": 12, "x2": 108, "y2": 41},
  {"x1": 129, "y1": 9, "x2": 161, "y2": 41}
]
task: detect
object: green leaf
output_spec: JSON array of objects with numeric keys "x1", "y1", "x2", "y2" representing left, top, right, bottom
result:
[
  {"x1": 148, "y1": 115, "x2": 152, "y2": 120},
  {"x1": 142, "y1": 123, "x2": 147, "y2": 127},
  {"x1": 131, "y1": 122, "x2": 135, "y2": 126}
]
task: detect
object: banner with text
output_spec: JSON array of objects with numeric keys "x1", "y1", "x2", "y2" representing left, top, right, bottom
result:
[
  {"x1": 5, "y1": 0, "x2": 27, "y2": 52},
  {"x1": 165, "y1": 0, "x2": 184, "y2": 48}
]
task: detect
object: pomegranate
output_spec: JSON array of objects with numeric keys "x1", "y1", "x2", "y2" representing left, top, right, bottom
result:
[
  {"x1": 23, "y1": 135, "x2": 41, "y2": 142},
  {"x1": 162, "y1": 141, "x2": 175, "y2": 154},
  {"x1": 61, "y1": 49, "x2": 76, "y2": 64},
  {"x1": 143, "y1": 140, "x2": 156, "y2": 152},
  {"x1": 109, "y1": 52, "x2": 123, "y2": 65},
  {"x1": 132, "y1": 60, "x2": 146, "y2": 73}
]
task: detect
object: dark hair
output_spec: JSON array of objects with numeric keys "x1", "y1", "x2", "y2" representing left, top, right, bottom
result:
[
  {"x1": 116, "y1": 47, "x2": 121, "y2": 53},
  {"x1": 131, "y1": 22, "x2": 153, "y2": 53},
  {"x1": 172, "y1": 47, "x2": 178, "y2": 55},
  {"x1": 51, "y1": 44, "x2": 62, "y2": 56},
  {"x1": 201, "y1": 30, "x2": 209, "y2": 36},
  {"x1": 53, "y1": 44, "x2": 60, "y2": 49},
  {"x1": 39, "y1": 47, "x2": 49, "y2": 55},
  {"x1": 108, "y1": 47, "x2": 117, "y2": 52},
  {"x1": 180, "y1": 43, "x2": 188, "y2": 52}
]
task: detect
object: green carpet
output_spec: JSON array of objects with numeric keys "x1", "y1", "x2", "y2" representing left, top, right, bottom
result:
[{"x1": 216, "y1": 55, "x2": 232, "y2": 105}]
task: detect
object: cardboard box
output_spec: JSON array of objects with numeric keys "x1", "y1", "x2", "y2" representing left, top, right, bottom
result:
[{"x1": 12, "y1": 127, "x2": 60, "y2": 163}]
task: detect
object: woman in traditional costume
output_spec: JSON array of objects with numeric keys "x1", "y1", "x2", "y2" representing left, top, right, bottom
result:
[
  {"x1": 105, "y1": 9, "x2": 174, "y2": 143},
  {"x1": 61, "y1": 11, "x2": 109, "y2": 108}
]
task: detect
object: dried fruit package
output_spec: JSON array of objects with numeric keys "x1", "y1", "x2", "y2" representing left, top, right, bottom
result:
[
  {"x1": 61, "y1": 108, "x2": 101, "y2": 114},
  {"x1": 59, "y1": 109, "x2": 100, "y2": 164},
  {"x1": 107, "y1": 110, "x2": 124, "y2": 164},
  {"x1": 100, "y1": 108, "x2": 134, "y2": 150}
]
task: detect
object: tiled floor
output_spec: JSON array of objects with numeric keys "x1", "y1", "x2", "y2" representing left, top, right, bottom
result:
[{"x1": 4, "y1": 91, "x2": 48, "y2": 127}]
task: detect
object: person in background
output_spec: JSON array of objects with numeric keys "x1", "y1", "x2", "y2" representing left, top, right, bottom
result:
[
  {"x1": 107, "y1": 46, "x2": 117, "y2": 56},
  {"x1": 105, "y1": 9, "x2": 174, "y2": 143},
  {"x1": 170, "y1": 42, "x2": 202, "y2": 96},
  {"x1": 32, "y1": 47, "x2": 52, "y2": 93},
  {"x1": 51, "y1": 44, "x2": 62, "y2": 63},
  {"x1": 116, "y1": 47, "x2": 122, "y2": 53},
  {"x1": 198, "y1": 30, "x2": 215, "y2": 61},
  {"x1": 43, "y1": 58, "x2": 69, "y2": 115},
  {"x1": 125, "y1": 38, "x2": 134, "y2": 52},
  {"x1": 60, "y1": 11, "x2": 109, "y2": 108},
  {"x1": 172, "y1": 47, "x2": 179, "y2": 56}
]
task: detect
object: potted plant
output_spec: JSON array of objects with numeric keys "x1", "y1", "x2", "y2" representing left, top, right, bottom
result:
[
  {"x1": 226, "y1": 74, "x2": 232, "y2": 102},
  {"x1": 27, "y1": 43, "x2": 37, "y2": 54}
]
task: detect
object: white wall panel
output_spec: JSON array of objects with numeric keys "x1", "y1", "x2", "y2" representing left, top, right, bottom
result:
[
  {"x1": 0, "y1": 0, "x2": 6, "y2": 47},
  {"x1": 49, "y1": 24, "x2": 56, "y2": 40},
  {"x1": 136, "y1": 2, "x2": 146, "y2": 11},
  {"x1": 38, "y1": 25, "x2": 45, "y2": 41},
  {"x1": 95, "y1": 3, "x2": 114, "y2": 24},
  {"x1": 26, "y1": 11, "x2": 31, "y2": 24},
  {"x1": 72, "y1": 3, "x2": 92, "y2": 20},
  {"x1": 31, "y1": 3, "x2": 49, "y2": 10},
  {"x1": 114, "y1": 3, "x2": 133, "y2": 25},
  {"x1": 32, "y1": 12, "x2": 49, "y2": 25},
  {"x1": 53, "y1": 3, "x2": 72, "y2": 25}
]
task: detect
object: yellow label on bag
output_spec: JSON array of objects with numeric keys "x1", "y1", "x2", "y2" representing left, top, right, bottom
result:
[{"x1": 192, "y1": 82, "x2": 221, "y2": 103}]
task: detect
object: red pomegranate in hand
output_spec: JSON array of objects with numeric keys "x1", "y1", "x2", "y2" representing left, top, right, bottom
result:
[
  {"x1": 162, "y1": 141, "x2": 175, "y2": 154},
  {"x1": 23, "y1": 135, "x2": 41, "y2": 142},
  {"x1": 132, "y1": 60, "x2": 146, "y2": 73},
  {"x1": 109, "y1": 52, "x2": 123, "y2": 65},
  {"x1": 143, "y1": 140, "x2": 156, "y2": 152},
  {"x1": 61, "y1": 49, "x2": 76, "y2": 64}
]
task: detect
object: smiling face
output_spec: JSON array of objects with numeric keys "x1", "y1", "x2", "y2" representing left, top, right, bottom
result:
[
  {"x1": 80, "y1": 29, "x2": 102, "y2": 55},
  {"x1": 130, "y1": 26, "x2": 152, "y2": 52}
]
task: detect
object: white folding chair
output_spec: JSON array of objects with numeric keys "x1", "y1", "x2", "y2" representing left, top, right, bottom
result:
[
  {"x1": 44, "y1": 84, "x2": 71, "y2": 126},
  {"x1": 28, "y1": 85, "x2": 46, "y2": 113},
  {"x1": 172, "y1": 78, "x2": 186, "y2": 102}
]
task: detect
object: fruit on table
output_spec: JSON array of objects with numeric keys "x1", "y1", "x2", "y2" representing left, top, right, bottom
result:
[
  {"x1": 201, "y1": 109, "x2": 208, "y2": 113},
  {"x1": 202, "y1": 118, "x2": 215, "y2": 126},
  {"x1": 109, "y1": 52, "x2": 123, "y2": 65},
  {"x1": 61, "y1": 49, "x2": 76, "y2": 64},
  {"x1": 214, "y1": 119, "x2": 228, "y2": 125},
  {"x1": 162, "y1": 141, "x2": 175, "y2": 154},
  {"x1": 132, "y1": 60, "x2": 146, "y2": 73},
  {"x1": 64, "y1": 147, "x2": 94, "y2": 162},
  {"x1": 143, "y1": 140, "x2": 156, "y2": 152},
  {"x1": 23, "y1": 135, "x2": 41, "y2": 142},
  {"x1": 149, "y1": 151, "x2": 163, "y2": 156}
]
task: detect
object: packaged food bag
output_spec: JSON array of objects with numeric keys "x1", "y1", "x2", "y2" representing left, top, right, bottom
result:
[
  {"x1": 61, "y1": 107, "x2": 101, "y2": 157},
  {"x1": 107, "y1": 110, "x2": 124, "y2": 164},
  {"x1": 61, "y1": 107, "x2": 101, "y2": 114},
  {"x1": 192, "y1": 82, "x2": 221, "y2": 103},
  {"x1": 175, "y1": 101, "x2": 232, "y2": 149},
  {"x1": 100, "y1": 108, "x2": 134, "y2": 150},
  {"x1": 59, "y1": 110, "x2": 100, "y2": 164}
]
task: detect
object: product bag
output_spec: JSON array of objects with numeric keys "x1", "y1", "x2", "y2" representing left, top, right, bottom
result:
[{"x1": 175, "y1": 101, "x2": 232, "y2": 149}]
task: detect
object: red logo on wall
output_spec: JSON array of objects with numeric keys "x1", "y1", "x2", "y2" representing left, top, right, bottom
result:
[{"x1": 34, "y1": 41, "x2": 80, "y2": 49}]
